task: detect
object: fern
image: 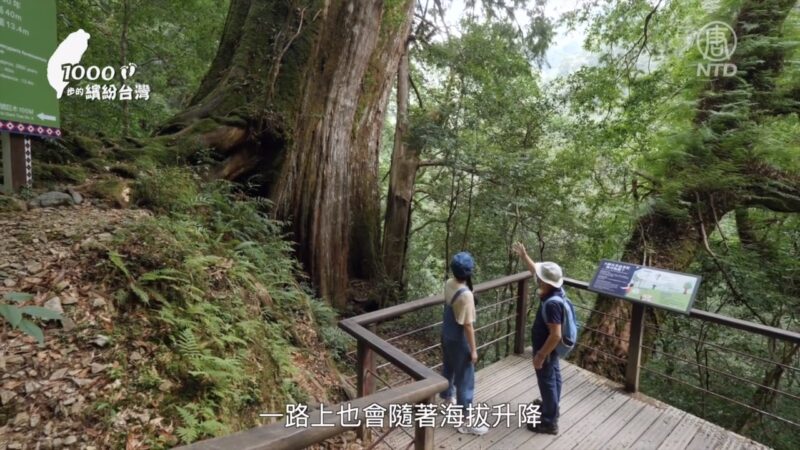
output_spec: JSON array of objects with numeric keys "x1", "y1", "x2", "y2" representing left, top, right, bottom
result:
[
  {"x1": 107, "y1": 251, "x2": 131, "y2": 278},
  {"x1": 1, "y1": 292, "x2": 63, "y2": 344},
  {"x1": 175, "y1": 405, "x2": 200, "y2": 443},
  {"x1": 139, "y1": 269, "x2": 186, "y2": 283},
  {"x1": 176, "y1": 329, "x2": 203, "y2": 359},
  {"x1": 129, "y1": 282, "x2": 150, "y2": 304},
  {"x1": 95, "y1": 171, "x2": 329, "y2": 441}
]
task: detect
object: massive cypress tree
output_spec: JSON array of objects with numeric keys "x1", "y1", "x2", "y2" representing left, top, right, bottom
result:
[
  {"x1": 156, "y1": 0, "x2": 415, "y2": 308},
  {"x1": 576, "y1": 0, "x2": 800, "y2": 380}
]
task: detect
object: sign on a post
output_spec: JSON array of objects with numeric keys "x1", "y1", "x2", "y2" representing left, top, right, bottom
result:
[
  {"x1": 589, "y1": 259, "x2": 701, "y2": 314},
  {"x1": 0, "y1": 0, "x2": 60, "y2": 138}
]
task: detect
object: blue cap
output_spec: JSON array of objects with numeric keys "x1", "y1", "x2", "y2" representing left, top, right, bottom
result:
[{"x1": 450, "y1": 252, "x2": 475, "y2": 279}]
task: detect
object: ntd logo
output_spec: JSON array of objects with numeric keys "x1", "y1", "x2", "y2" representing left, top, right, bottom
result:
[{"x1": 696, "y1": 21, "x2": 737, "y2": 77}]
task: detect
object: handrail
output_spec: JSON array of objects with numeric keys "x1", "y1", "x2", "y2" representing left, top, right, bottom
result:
[
  {"x1": 339, "y1": 318, "x2": 443, "y2": 381},
  {"x1": 180, "y1": 270, "x2": 799, "y2": 449},
  {"x1": 173, "y1": 378, "x2": 445, "y2": 450},
  {"x1": 331, "y1": 272, "x2": 533, "y2": 449},
  {"x1": 563, "y1": 277, "x2": 800, "y2": 344},
  {"x1": 348, "y1": 271, "x2": 532, "y2": 326}
]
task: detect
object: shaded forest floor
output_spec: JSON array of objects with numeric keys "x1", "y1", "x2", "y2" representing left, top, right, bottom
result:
[
  {"x1": 0, "y1": 177, "x2": 352, "y2": 449},
  {"x1": 1, "y1": 203, "x2": 156, "y2": 449}
]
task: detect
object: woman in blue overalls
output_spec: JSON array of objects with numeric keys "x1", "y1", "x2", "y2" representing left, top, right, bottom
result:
[{"x1": 439, "y1": 252, "x2": 488, "y2": 436}]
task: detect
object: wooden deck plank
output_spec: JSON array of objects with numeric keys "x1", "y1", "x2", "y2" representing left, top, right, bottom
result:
[
  {"x1": 475, "y1": 356, "x2": 543, "y2": 396},
  {"x1": 628, "y1": 409, "x2": 686, "y2": 450},
  {"x1": 544, "y1": 388, "x2": 631, "y2": 449},
  {"x1": 474, "y1": 353, "x2": 528, "y2": 381},
  {"x1": 684, "y1": 411, "x2": 745, "y2": 450},
  {"x1": 384, "y1": 354, "x2": 545, "y2": 449},
  {"x1": 599, "y1": 397, "x2": 665, "y2": 449},
  {"x1": 518, "y1": 380, "x2": 613, "y2": 448},
  {"x1": 493, "y1": 378, "x2": 607, "y2": 449},
  {"x1": 373, "y1": 357, "x2": 770, "y2": 450},
  {"x1": 718, "y1": 432, "x2": 768, "y2": 450},
  {"x1": 657, "y1": 413, "x2": 704, "y2": 450},
  {"x1": 686, "y1": 425, "x2": 728, "y2": 450},
  {"x1": 431, "y1": 360, "x2": 585, "y2": 449},
  {"x1": 718, "y1": 436, "x2": 744, "y2": 450},
  {"x1": 689, "y1": 415, "x2": 769, "y2": 450},
  {"x1": 574, "y1": 398, "x2": 644, "y2": 449},
  {"x1": 443, "y1": 366, "x2": 591, "y2": 450}
]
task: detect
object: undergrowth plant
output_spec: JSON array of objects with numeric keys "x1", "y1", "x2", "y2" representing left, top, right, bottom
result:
[
  {"x1": 92, "y1": 169, "x2": 343, "y2": 446},
  {"x1": 0, "y1": 292, "x2": 63, "y2": 344}
]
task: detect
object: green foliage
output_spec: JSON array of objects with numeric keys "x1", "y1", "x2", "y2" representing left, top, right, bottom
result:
[
  {"x1": 387, "y1": 2, "x2": 799, "y2": 448},
  {"x1": 401, "y1": 20, "x2": 585, "y2": 300},
  {"x1": 56, "y1": 0, "x2": 229, "y2": 139},
  {"x1": 93, "y1": 168, "x2": 334, "y2": 444},
  {"x1": 33, "y1": 1, "x2": 799, "y2": 448},
  {"x1": 0, "y1": 292, "x2": 63, "y2": 344},
  {"x1": 544, "y1": 1, "x2": 800, "y2": 448},
  {"x1": 33, "y1": 163, "x2": 88, "y2": 184},
  {"x1": 89, "y1": 177, "x2": 131, "y2": 207},
  {"x1": 131, "y1": 168, "x2": 199, "y2": 212},
  {"x1": 0, "y1": 196, "x2": 26, "y2": 212},
  {"x1": 175, "y1": 403, "x2": 228, "y2": 443}
]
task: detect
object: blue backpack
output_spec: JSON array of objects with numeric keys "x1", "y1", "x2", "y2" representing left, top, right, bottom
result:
[{"x1": 542, "y1": 294, "x2": 579, "y2": 357}]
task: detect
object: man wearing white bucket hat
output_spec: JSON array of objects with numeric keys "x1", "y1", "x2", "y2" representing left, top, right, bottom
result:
[{"x1": 512, "y1": 241, "x2": 564, "y2": 435}]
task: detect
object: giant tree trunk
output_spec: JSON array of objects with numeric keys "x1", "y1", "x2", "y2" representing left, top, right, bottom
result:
[
  {"x1": 576, "y1": 207, "x2": 704, "y2": 380},
  {"x1": 157, "y1": 0, "x2": 415, "y2": 308},
  {"x1": 576, "y1": 0, "x2": 800, "y2": 380}
]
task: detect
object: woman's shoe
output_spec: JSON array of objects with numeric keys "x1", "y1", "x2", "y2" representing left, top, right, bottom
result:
[
  {"x1": 457, "y1": 424, "x2": 489, "y2": 436},
  {"x1": 440, "y1": 396, "x2": 456, "y2": 407}
]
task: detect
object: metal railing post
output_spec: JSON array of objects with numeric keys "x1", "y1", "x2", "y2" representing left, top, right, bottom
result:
[
  {"x1": 514, "y1": 278, "x2": 529, "y2": 354},
  {"x1": 356, "y1": 330, "x2": 376, "y2": 440},
  {"x1": 625, "y1": 302, "x2": 646, "y2": 392},
  {"x1": 414, "y1": 396, "x2": 435, "y2": 450}
]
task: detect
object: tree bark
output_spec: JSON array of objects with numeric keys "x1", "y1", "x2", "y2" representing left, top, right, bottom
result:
[
  {"x1": 576, "y1": 206, "x2": 703, "y2": 380},
  {"x1": 575, "y1": 0, "x2": 800, "y2": 380},
  {"x1": 156, "y1": 0, "x2": 415, "y2": 308},
  {"x1": 120, "y1": 0, "x2": 130, "y2": 138},
  {"x1": 381, "y1": 39, "x2": 418, "y2": 299},
  {"x1": 735, "y1": 342, "x2": 799, "y2": 433}
]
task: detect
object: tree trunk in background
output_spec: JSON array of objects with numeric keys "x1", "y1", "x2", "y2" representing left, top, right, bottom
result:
[
  {"x1": 576, "y1": 209, "x2": 703, "y2": 380},
  {"x1": 157, "y1": 0, "x2": 415, "y2": 308},
  {"x1": 382, "y1": 40, "x2": 418, "y2": 300},
  {"x1": 575, "y1": 0, "x2": 800, "y2": 380},
  {"x1": 120, "y1": 0, "x2": 130, "y2": 138}
]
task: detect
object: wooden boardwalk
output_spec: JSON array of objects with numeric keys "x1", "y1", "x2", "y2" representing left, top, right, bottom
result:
[{"x1": 381, "y1": 351, "x2": 768, "y2": 450}]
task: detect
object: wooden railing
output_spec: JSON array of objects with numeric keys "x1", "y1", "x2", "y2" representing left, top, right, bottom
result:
[{"x1": 177, "y1": 271, "x2": 800, "y2": 450}]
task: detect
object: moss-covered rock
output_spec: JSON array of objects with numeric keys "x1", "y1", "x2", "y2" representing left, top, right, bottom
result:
[
  {"x1": 0, "y1": 195, "x2": 27, "y2": 212},
  {"x1": 72, "y1": 135, "x2": 104, "y2": 158},
  {"x1": 109, "y1": 163, "x2": 140, "y2": 179},
  {"x1": 33, "y1": 163, "x2": 88, "y2": 184},
  {"x1": 88, "y1": 177, "x2": 131, "y2": 208},
  {"x1": 84, "y1": 158, "x2": 109, "y2": 173},
  {"x1": 132, "y1": 168, "x2": 198, "y2": 212},
  {"x1": 112, "y1": 141, "x2": 170, "y2": 169}
]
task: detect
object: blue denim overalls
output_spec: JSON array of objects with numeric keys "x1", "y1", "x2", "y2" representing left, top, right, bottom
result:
[{"x1": 439, "y1": 286, "x2": 475, "y2": 407}]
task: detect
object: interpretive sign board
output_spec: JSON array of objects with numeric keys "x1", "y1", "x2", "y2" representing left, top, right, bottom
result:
[
  {"x1": 588, "y1": 259, "x2": 701, "y2": 314},
  {"x1": 0, "y1": 0, "x2": 61, "y2": 137}
]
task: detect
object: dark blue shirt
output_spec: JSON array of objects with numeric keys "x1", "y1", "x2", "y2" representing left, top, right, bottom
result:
[{"x1": 531, "y1": 288, "x2": 564, "y2": 352}]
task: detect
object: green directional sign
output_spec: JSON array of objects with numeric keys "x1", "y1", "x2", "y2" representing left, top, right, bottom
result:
[{"x1": 0, "y1": 0, "x2": 60, "y2": 137}]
